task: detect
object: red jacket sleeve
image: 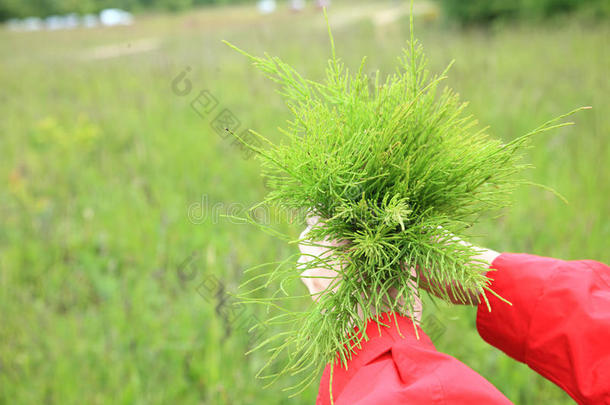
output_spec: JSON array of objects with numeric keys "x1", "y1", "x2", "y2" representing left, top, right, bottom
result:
[
  {"x1": 317, "y1": 312, "x2": 512, "y2": 405},
  {"x1": 477, "y1": 253, "x2": 610, "y2": 404}
]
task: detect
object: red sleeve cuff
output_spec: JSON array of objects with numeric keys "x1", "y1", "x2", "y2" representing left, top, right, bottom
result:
[
  {"x1": 476, "y1": 253, "x2": 559, "y2": 363},
  {"x1": 317, "y1": 313, "x2": 434, "y2": 405}
]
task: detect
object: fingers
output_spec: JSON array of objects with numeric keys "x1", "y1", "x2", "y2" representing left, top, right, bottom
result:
[
  {"x1": 306, "y1": 215, "x2": 321, "y2": 227},
  {"x1": 413, "y1": 230, "x2": 500, "y2": 305},
  {"x1": 417, "y1": 264, "x2": 483, "y2": 305},
  {"x1": 298, "y1": 218, "x2": 344, "y2": 300}
]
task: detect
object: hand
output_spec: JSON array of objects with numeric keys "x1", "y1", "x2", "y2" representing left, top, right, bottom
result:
[
  {"x1": 416, "y1": 234, "x2": 500, "y2": 305},
  {"x1": 297, "y1": 216, "x2": 344, "y2": 302},
  {"x1": 298, "y1": 216, "x2": 422, "y2": 323}
]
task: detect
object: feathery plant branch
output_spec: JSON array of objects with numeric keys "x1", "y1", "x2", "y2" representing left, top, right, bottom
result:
[{"x1": 224, "y1": 5, "x2": 587, "y2": 399}]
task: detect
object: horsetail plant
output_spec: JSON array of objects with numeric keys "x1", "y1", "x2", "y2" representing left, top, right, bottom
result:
[{"x1": 224, "y1": 9, "x2": 587, "y2": 400}]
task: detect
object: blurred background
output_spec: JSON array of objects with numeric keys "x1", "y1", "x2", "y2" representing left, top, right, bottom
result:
[{"x1": 1, "y1": 0, "x2": 608, "y2": 403}]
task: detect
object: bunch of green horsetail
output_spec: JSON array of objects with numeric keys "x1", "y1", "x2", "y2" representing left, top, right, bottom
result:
[{"x1": 224, "y1": 10, "x2": 585, "y2": 397}]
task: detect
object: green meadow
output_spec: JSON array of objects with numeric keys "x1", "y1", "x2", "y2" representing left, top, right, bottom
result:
[{"x1": 0, "y1": 1, "x2": 608, "y2": 403}]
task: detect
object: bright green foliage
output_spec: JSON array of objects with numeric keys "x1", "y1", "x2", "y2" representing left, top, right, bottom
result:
[{"x1": 227, "y1": 16, "x2": 583, "y2": 396}]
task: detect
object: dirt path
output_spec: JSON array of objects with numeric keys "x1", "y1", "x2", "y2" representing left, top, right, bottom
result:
[
  {"x1": 325, "y1": 1, "x2": 437, "y2": 29},
  {"x1": 83, "y1": 37, "x2": 160, "y2": 60}
]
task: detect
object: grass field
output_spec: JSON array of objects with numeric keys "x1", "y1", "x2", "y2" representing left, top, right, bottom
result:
[{"x1": 0, "y1": 1, "x2": 608, "y2": 403}]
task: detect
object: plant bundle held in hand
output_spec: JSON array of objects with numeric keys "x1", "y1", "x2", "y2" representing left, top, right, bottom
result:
[{"x1": 225, "y1": 11, "x2": 585, "y2": 397}]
